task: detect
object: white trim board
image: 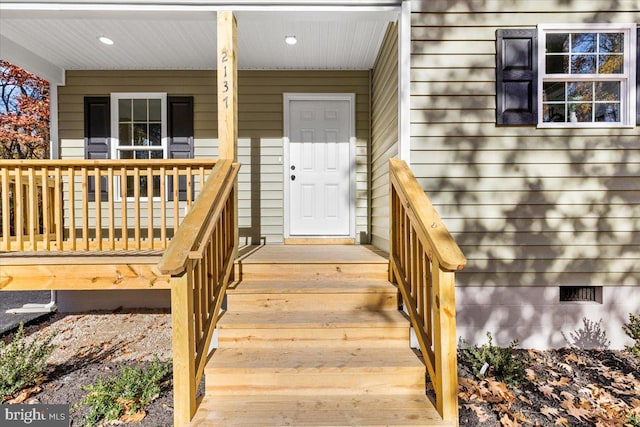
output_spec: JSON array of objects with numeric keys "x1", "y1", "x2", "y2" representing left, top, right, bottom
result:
[{"x1": 283, "y1": 92, "x2": 356, "y2": 240}]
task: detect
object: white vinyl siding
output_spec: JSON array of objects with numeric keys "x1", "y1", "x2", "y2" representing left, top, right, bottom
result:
[
  {"x1": 411, "y1": 0, "x2": 640, "y2": 288},
  {"x1": 371, "y1": 22, "x2": 398, "y2": 252},
  {"x1": 59, "y1": 69, "x2": 370, "y2": 244}
]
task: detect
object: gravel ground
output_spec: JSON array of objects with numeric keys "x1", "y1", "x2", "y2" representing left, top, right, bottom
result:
[{"x1": 1, "y1": 310, "x2": 174, "y2": 427}]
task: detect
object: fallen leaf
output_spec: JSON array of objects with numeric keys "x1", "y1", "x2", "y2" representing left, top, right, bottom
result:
[
  {"x1": 550, "y1": 377, "x2": 571, "y2": 387},
  {"x1": 561, "y1": 398, "x2": 591, "y2": 422},
  {"x1": 518, "y1": 394, "x2": 532, "y2": 405},
  {"x1": 525, "y1": 368, "x2": 536, "y2": 381},
  {"x1": 500, "y1": 413, "x2": 520, "y2": 427},
  {"x1": 539, "y1": 384, "x2": 559, "y2": 400},
  {"x1": 121, "y1": 410, "x2": 146, "y2": 423},
  {"x1": 7, "y1": 386, "x2": 41, "y2": 404},
  {"x1": 554, "y1": 417, "x2": 570, "y2": 426},
  {"x1": 541, "y1": 406, "x2": 560, "y2": 419},
  {"x1": 564, "y1": 353, "x2": 586, "y2": 365},
  {"x1": 465, "y1": 404, "x2": 490, "y2": 422}
]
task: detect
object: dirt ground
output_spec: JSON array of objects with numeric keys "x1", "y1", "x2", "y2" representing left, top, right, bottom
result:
[{"x1": 2, "y1": 311, "x2": 640, "y2": 426}]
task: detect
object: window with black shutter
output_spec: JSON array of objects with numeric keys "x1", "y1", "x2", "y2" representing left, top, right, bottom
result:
[
  {"x1": 496, "y1": 24, "x2": 637, "y2": 127},
  {"x1": 84, "y1": 93, "x2": 194, "y2": 201}
]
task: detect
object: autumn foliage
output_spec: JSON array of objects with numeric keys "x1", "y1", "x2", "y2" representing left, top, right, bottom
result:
[{"x1": 0, "y1": 60, "x2": 49, "y2": 159}]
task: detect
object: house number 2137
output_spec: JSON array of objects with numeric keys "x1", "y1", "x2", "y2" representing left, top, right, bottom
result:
[{"x1": 221, "y1": 50, "x2": 229, "y2": 109}]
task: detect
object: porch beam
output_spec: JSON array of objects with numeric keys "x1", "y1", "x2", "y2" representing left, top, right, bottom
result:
[{"x1": 217, "y1": 10, "x2": 238, "y2": 161}]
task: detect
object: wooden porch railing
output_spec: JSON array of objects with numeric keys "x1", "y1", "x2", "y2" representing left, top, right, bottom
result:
[
  {"x1": 156, "y1": 159, "x2": 239, "y2": 427},
  {"x1": 0, "y1": 159, "x2": 217, "y2": 252},
  {"x1": 389, "y1": 158, "x2": 466, "y2": 424}
]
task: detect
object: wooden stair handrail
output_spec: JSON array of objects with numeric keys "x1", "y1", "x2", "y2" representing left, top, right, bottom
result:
[
  {"x1": 157, "y1": 159, "x2": 238, "y2": 275},
  {"x1": 389, "y1": 158, "x2": 466, "y2": 272},
  {"x1": 389, "y1": 157, "x2": 466, "y2": 425}
]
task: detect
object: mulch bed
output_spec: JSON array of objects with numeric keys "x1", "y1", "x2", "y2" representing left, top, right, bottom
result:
[{"x1": 2, "y1": 313, "x2": 639, "y2": 426}]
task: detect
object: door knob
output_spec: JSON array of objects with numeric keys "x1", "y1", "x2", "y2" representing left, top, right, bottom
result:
[
  {"x1": 291, "y1": 165, "x2": 296, "y2": 171},
  {"x1": 291, "y1": 175, "x2": 296, "y2": 181}
]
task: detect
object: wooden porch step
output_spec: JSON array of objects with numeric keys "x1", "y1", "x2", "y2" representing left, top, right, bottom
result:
[
  {"x1": 217, "y1": 309, "x2": 409, "y2": 348},
  {"x1": 204, "y1": 347, "x2": 425, "y2": 396},
  {"x1": 226, "y1": 279, "x2": 398, "y2": 311},
  {"x1": 234, "y1": 262, "x2": 388, "y2": 281},
  {"x1": 190, "y1": 395, "x2": 450, "y2": 426}
]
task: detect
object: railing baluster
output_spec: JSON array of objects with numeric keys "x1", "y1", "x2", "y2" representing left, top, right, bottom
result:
[
  {"x1": 108, "y1": 167, "x2": 115, "y2": 250},
  {"x1": 27, "y1": 167, "x2": 37, "y2": 251},
  {"x1": 14, "y1": 167, "x2": 23, "y2": 251},
  {"x1": 134, "y1": 168, "x2": 141, "y2": 250},
  {"x1": 186, "y1": 167, "x2": 193, "y2": 210},
  {"x1": 1, "y1": 167, "x2": 10, "y2": 251},
  {"x1": 121, "y1": 167, "x2": 128, "y2": 250},
  {"x1": 147, "y1": 167, "x2": 154, "y2": 249},
  {"x1": 95, "y1": 167, "x2": 102, "y2": 250},
  {"x1": 68, "y1": 167, "x2": 76, "y2": 251},
  {"x1": 172, "y1": 167, "x2": 179, "y2": 235},
  {"x1": 160, "y1": 167, "x2": 167, "y2": 248},
  {"x1": 54, "y1": 167, "x2": 62, "y2": 251},
  {"x1": 41, "y1": 167, "x2": 50, "y2": 251},
  {"x1": 81, "y1": 167, "x2": 89, "y2": 250}
]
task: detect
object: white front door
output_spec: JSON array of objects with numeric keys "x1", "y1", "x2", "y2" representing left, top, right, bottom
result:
[{"x1": 285, "y1": 94, "x2": 354, "y2": 238}]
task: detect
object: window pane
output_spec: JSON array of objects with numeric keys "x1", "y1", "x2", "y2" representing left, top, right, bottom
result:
[
  {"x1": 133, "y1": 123, "x2": 148, "y2": 146},
  {"x1": 595, "y1": 81, "x2": 620, "y2": 101},
  {"x1": 599, "y1": 33, "x2": 623, "y2": 53},
  {"x1": 598, "y1": 55, "x2": 623, "y2": 73},
  {"x1": 543, "y1": 82, "x2": 565, "y2": 101},
  {"x1": 136, "y1": 150, "x2": 150, "y2": 160},
  {"x1": 569, "y1": 103, "x2": 592, "y2": 122},
  {"x1": 571, "y1": 33, "x2": 596, "y2": 53},
  {"x1": 543, "y1": 104, "x2": 566, "y2": 122},
  {"x1": 119, "y1": 150, "x2": 133, "y2": 160},
  {"x1": 133, "y1": 99, "x2": 147, "y2": 121},
  {"x1": 546, "y1": 33, "x2": 569, "y2": 53},
  {"x1": 118, "y1": 123, "x2": 132, "y2": 146},
  {"x1": 595, "y1": 103, "x2": 620, "y2": 122},
  {"x1": 151, "y1": 150, "x2": 163, "y2": 159},
  {"x1": 149, "y1": 99, "x2": 161, "y2": 121},
  {"x1": 567, "y1": 82, "x2": 592, "y2": 101},
  {"x1": 571, "y1": 54, "x2": 596, "y2": 73},
  {"x1": 149, "y1": 124, "x2": 161, "y2": 146},
  {"x1": 546, "y1": 55, "x2": 569, "y2": 73},
  {"x1": 119, "y1": 99, "x2": 132, "y2": 121}
]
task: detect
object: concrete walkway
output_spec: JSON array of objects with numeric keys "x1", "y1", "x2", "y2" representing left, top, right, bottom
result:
[{"x1": 0, "y1": 291, "x2": 53, "y2": 335}]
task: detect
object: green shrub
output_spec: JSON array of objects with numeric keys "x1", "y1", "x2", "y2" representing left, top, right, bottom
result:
[
  {"x1": 0, "y1": 323, "x2": 56, "y2": 400},
  {"x1": 622, "y1": 313, "x2": 640, "y2": 357},
  {"x1": 461, "y1": 331, "x2": 527, "y2": 386},
  {"x1": 76, "y1": 357, "x2": 170, "y2": 427},
  {"x1": 626, "y1": 412, "x2": 640, "y2": 427}
]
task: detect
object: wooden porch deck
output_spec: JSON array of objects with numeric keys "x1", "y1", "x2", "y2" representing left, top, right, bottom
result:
[{"x1": 192, "y1": 244, "x2": 451, "y2": 426}]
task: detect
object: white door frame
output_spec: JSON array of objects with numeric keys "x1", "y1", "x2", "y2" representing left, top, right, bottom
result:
[{"x1": 283, "y1": 92, "x2": 356, "y2": 239}]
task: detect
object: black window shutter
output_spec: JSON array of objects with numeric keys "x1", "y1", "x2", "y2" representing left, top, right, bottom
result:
[
  {"x1": 496, "y1": 29, "x2": 538, "y2": 125},
  {"x1": 167, "y1": 96, "x2": 194, "y2": 201},
  {"x1": 84, "y1": 97, "x2": 110, "y2": 201}
]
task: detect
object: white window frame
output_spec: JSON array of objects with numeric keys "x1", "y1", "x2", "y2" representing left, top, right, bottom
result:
[
  {"x1": 110, "y1": 92, "x2": 168, "y2": 200},
  {"x1": 537, "y1": 23, "x2": 636, "y2": 128}
]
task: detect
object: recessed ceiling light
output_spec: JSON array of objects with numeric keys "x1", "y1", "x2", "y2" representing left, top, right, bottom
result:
[
  {"x1": 284, "y1": 35, "x2": 297, "y2": 46},
  {"x1": 98, "y1": 36, "x2": 114, "y2": 46}
]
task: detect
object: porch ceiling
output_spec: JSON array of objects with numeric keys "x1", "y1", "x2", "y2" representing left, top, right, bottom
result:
[{"x1": 0, "y1": 8, "x2": 396, "y2": 79}]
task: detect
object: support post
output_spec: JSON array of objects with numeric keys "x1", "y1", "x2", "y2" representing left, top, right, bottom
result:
[
  {"x1": 217, "y1": 10, "x2": 238, "y2": 279},
  {"x1": 171, "y1": 271, "x2": 196, "y2": 427},
  {"x1": 217, "y1": 11, "x2": 238, "y2": 161},
  {"x1": 432, "y1": 258, "x2": 459, "y2": 424}
]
